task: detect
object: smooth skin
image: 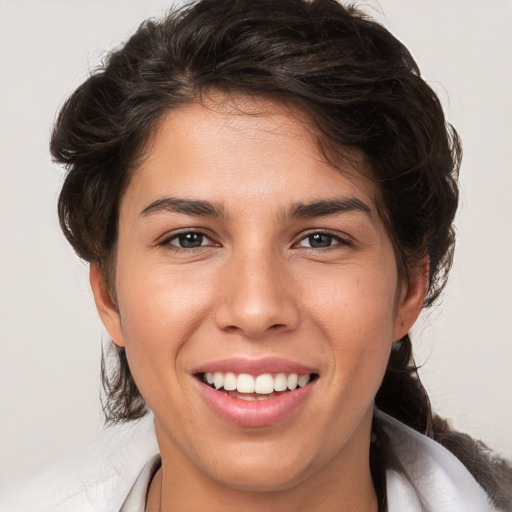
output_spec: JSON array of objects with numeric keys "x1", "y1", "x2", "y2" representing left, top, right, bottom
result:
[{"x1": 90, "y1": 96, "x2": 427, "y2": 512}]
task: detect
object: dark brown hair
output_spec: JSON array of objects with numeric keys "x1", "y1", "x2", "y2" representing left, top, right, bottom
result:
[{"x1": 51, "y1": 0, "x2": 511, "y2": 509}]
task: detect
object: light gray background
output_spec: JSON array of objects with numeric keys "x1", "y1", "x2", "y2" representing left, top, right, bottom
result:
[{"x1": 1, "y1": 0, "x2": 511, "y2": 493}]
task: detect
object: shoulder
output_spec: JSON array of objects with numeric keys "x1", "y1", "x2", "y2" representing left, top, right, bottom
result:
[
  {"x1": 378, "y1": 411, "x2": 497, "y2": 511},
  {"x1": 0, "y1": 415, "x2": 158, "y2": 512}
]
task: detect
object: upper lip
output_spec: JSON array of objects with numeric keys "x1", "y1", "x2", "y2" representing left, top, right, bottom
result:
[{"x1": 192, "y1": 357, "x2": 317, "y2": 376}]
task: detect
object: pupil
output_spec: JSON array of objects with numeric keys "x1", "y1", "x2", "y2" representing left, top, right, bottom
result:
[
  {"x1": 179, "y1": 233, "x2": 203, "y2": 248},
  {"x1": 309, "y1": 233, "x2": 332, "y2": 248}
]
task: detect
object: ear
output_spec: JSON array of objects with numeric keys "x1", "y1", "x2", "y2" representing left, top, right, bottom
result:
[
  {"x1": 392, "y1": 257, "x2": 429, "y2": 341},
  {"x1": 89, "y1": 263, "x2": 125, "y2": 348}
]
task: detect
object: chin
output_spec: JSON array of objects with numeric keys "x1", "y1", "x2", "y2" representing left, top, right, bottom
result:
[
  {"x1": 196, "y1": 437, "x2": 327, "y2": 494},
  {"x1": 208, "y1": 460, "x2": 310, "y2": 493}
]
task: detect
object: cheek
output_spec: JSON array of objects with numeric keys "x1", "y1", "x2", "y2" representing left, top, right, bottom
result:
[
  {"x1": 117, "y1": 259, "x2": 210, "y2": 332},
  {"x1": 112, "y1": 266, "x2": 212, "y2": 419},
  {"x1": 307, "y1": 260, "x2": 398, "y2": 334},
  {"x1": 306, "y1": 261, "x2": 397, "y2": 381},
  {"x1": 113, "y1": 260, "x2": 215, "y2": 387}
]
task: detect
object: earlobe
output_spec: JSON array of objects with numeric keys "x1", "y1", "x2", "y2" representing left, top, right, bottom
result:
[
  {"x1": 393, "y1": 257, "x2": 429, "y2": 341},
  {"x1": 89, "y1": 263, "x2": 125, "y2": 348}
]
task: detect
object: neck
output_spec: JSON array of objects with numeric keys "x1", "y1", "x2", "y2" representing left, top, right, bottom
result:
[
  {"x1": 149, "y1": 469, "x2": 377, "y2": 512},
  {"x1": 148, "y1": 414, "x2": 378, "y2": 512}
]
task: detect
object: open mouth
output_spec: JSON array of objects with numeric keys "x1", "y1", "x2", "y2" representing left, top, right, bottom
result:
[{"x1": 198, "y1": 372, "x2": 319, "y2": 401}]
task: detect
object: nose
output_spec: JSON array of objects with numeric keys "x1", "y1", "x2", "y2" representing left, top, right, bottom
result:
[{"x1": 213, "y1": 248, "x2": 300, "y2": 339}]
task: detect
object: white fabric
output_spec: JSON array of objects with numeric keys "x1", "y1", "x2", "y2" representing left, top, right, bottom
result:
[
  {"x1": 119, "y1": 455, "x2": 160, "y2": 512},
  {"x1": 0, "y1": 412, "x2": 497, "y2": 512},
  {"x1": 0, "y1": 416, "x2": 159, "y2": 512},
  {"x1": 379, "y1": 412, "x2": 495, "y2": 511}
]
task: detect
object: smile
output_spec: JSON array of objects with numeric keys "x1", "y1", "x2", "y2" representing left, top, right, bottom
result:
[
  {"x1": 194, "y1": 360, "x2": 319, "y2": 427},
  {"x1": 201, "y1": 372, "x2": 316, "y2": 400}
]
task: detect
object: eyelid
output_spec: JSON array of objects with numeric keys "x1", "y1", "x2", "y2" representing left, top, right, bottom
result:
[
  {"x1": 155, "y1": 228, "x2": 351, "y2": 250},
  {"x1": 294, "y1": 229, "x2": 352, "y2": 248},
  {"x1": 157, "y1": 228, "x2": 219, "y2": 248}
]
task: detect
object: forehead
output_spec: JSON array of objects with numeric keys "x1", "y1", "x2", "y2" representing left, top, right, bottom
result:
[{"x1": 123, "y1": 97, "x2": 378, "y2": 216}]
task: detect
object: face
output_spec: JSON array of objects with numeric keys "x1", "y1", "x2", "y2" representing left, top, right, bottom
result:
[{"x1": 91, "y1": 98, "x2": 426, "y2": 495}]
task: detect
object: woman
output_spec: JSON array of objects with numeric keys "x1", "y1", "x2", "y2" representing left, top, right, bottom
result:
[{"x1": 2, "y1": 0, "x2": 511, "y2": 510}]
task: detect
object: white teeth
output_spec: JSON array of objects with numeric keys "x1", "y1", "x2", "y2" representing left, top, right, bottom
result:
[
  {"x1": 274, "y1": 373, "x2": 288, "y2": 392},
  {"x1": 237, "y1": 374, "x2": 255, "y2": 393},
  {"x1": 287, "y1": 373, "x2": 298, "y2": 390},
  {"x1": 223, "y1": 372, "x2": 237, "y2": 391},
  {"x1": 298, "y1": 374, "x2": 311, "y2": 387},
  {"x1": 254, "y1": 374, "x2": 274, "y2": 394},
  {"x1": 213, "y1": 372, "x2": 224, "y2": 390},
  {"x1": 203, "y1": 371, "x2": 315, "y2": 394}
]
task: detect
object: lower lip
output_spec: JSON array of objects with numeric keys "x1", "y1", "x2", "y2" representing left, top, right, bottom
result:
[{"x1": 196, "y1": 379, "x2": 316, "y2": 427}]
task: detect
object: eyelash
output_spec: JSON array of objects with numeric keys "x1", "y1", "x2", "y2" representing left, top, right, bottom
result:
[
  {"x1": 294, "y1": 231, "x2": 351, "y2": 249},
  {"x1": 158, "y1": 230, "x2": 351, "y2": 251},
  {"x1": 158, "y1": 230, "x2": 217, "y2": 250}
]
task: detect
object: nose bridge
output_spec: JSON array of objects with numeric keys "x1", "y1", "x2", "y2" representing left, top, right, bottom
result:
[{"x1": 214, "y1": 242, "x2": 299, "y2": 338}]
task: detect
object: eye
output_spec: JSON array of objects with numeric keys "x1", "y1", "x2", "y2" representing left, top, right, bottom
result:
[
  {"x1": 164, "y1": 231, "x2": 213, "y2": 249},
  {"x1": 296, "y1": 232, "x2": 348, "y2": 249}
]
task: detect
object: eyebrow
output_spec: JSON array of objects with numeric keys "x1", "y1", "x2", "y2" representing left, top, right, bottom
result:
[
  {"x1": 140, "y1": 196, "x2": 372, "y2": 221},
  {"x1": 285, "y1": 197, "x2": 372, "y2": 219},
  {"x1": 140, "y1": 197, "x2": 225, "y2": 218}
]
